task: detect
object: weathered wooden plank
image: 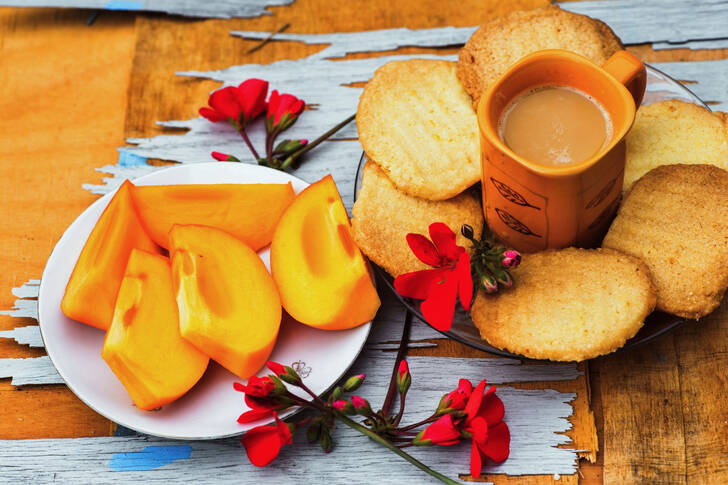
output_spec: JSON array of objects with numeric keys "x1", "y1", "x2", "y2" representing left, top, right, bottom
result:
[
  {"x1": 0, "y1": 324, "x2": 43, "y2": 348},
  {"x1": 652, "y1": 59, "x2": 728, "y2": 110},
  {"x1": 231, "y1": 27, "x2": 476, "y2": 60},
  {"x1": 560, "y1": 0, "x2": 728, "y2": 45},
  {"x1": 0, "y1": 356, "x2": 63, "y2": 386},
  {"x1": 653, "y1": 38, "x2": 728, "y2": 51},
  {"x1": 0, "y1": 386, "x2": 578, "y2": 482},
  {"x1": 0, "y1": 0, "x2": 294, "y2": 19}
]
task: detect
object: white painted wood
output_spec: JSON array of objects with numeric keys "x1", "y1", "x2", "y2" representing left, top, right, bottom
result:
[
  {"x1": 0, "y1": 324, "x2": 44, "y2": 348},
  {"x1": 653, "y1": 59, "x2": 728, "y2": 111},
  {"x1": 0, "y1": 0, "x2": 294, "y2": 19},
  {"x1": 10, "y1": 279, "x2": 40, "y2": 298},
  {"x1": 0, "y1": 356, "x2": 63, "y2": 386},
  {"x1": 0, "y1": 386, "x2": 578, "y2": 482},
  {"x1": 0, "y1": 294, "x2": 38, "y2": 320},
  {"x1": 560, "y1": 0, "x2": 728, "y2": 45},
  {"x1": 231, "y1": 26, "x2": 477, "y2": 60},
  {"x1": 653, "y1": 38, "x2": 728, "y2": 51}
]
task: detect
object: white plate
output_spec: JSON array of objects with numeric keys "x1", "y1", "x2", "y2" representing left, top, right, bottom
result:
[{"x1": 38, "y1": 163, "x2": 371, "y2": 440}]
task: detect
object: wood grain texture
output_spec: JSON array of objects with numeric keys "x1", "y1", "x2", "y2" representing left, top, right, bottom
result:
[{"x1": 0, "y1": 6, "x2": 137, "y2": 439}]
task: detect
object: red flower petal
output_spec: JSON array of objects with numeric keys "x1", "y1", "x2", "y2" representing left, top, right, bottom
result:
[
  {"x1": 241, "y1": 425, "x2": 284, "y2": 466},
  {"x1": 477, "y1": 391, "x2": 505, "y2": 426},
  {"x1": 470, "y1": 440, "x2": 482, "y2": 479},
  {"x1": 236, "y1": 78, "x2": 269, "y2": 124},
  {"x1": 469, "y1": 416, "x2": 489, "y2": 445},
  {"x1": 405, "y1": 233, "x2": 442, "y2": 266},
  {"x1": 209, "y1": 86, "x2": 242, "y2": 121},
  {"x1": 245, "y1": 394, "x2": 278, "y2": 411},
  {"x1": 479, "y1": 421, "x2": 510, "y2": 463},
  {"x1": 266, "y1": 361, "x2": 286, "y2": 376},
  {"x1": 420, "y1": 270, "x2": 458, "y2": 331},
  {"x1": 274, "y1": 413, "x2": 293, "y2": 445},
  {"x1": 421, "y1": 415, "x2": 461, "y2": 445},
  {"x1": 464, "y1": 379, "x2": 487, "y2": 422},
  {"x1": 394, "y1": 268, "x2": 446, "y2": 300},
  {"x1": 237, "y1": 409, "x2": 274, "y2": 424},
  {"x1": 233, "y1": 382, "x2": 245, "y2": 392},
  {"x1": 199, "y1": 107, "x2": 227, "y2": 122},
  {"x1": 429, "y1": 222, "x2": 460, "y2": 261},
  {"x1": 456, "y1": 252, "x2": 473, "y2": 311}
]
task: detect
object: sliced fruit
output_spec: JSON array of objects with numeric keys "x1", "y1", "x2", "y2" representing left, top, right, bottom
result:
[
  {"x1": 131, "y1": 183, "x2": 295, "y2": 250},
  {"x1": 169, "y1": 224, "x2": 281, "y2": 379},
  {"x1": 271, "y1": 175, "x2": 381, "y2": 330},
  {"x1": 61, "y1": 180, "x2": 161, "y2": 330},
  {"x1": 102, "y1": 249, "x2": 209, "y2": 410}
]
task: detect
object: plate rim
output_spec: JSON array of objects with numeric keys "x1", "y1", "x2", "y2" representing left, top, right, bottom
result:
[{"x1": 38, "y1": 162, "x2": 372, "y2": 440}]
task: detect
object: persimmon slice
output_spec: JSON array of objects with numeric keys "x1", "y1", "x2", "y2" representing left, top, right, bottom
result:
[
  {"x1": 102, "y1": 249, "x2": 209, "y2": 410},
  {"x1": 169, "y1": 224, "x2": 282, "y2": 379},
  {"x1": 271, "y1": 175, "x2": 380, "y2": 330},
  {"x1": 131, "y1": 183, "x2": 295, "y2": 250},
  {"x1": 61, "y1": 180, "x2": 161, "y2": 330}
]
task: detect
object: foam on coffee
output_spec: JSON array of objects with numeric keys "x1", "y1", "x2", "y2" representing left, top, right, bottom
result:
[{"x1": 498, "y1": 85, "x2": 613, "y2": 166}]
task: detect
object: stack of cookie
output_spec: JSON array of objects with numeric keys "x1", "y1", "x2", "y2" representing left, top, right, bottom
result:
[{"x1": 352, "y1": 5, "x2": 728, "y2": 362}]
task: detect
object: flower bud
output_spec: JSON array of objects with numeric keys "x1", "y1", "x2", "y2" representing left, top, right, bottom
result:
[
  {"x1": 342, "y1": 374, "x2": 365, "y2": 392},
  {"x1": 266, "y1": 361, "x2": 286, "y2": 376},
  {"x1": 396, "y1": 360, "x2": 411, "y2": 395},
  {"x1": 332, "y1": 399, "x2": 356, "y2": 415},
  {"x1": 306, "y1": 419, "x2": 322, "y2": 443},
  {"x1": 331, "y1": 386, "x2": 344, "y2": 401},
  {"x1": 460, "y1": 224, "x2": 474, "y2": 240},
  {"x1": 350, "y1": 395, "x2": 373, "y2": 416},
  {"x1": 273, "y1": 138, "x2": 308, "y2": 156},
  {"x1": 320, "y1": 428, "x2": 333, "y2": 453},
  {"x1": 501, "y1": 249, "x2": 521, "y2": 268},
  {"x1": 480, "y1": 274, "x2": 498, "y2": 294},
  {"x1": 495, "y1": 270, "x2": 513, "y2": 288},
  {"x1": 211, "y1": 151, "x2": 240, "y2": 162}
]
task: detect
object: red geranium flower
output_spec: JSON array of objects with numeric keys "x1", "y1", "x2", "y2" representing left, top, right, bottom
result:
[
  {"x1": 199, "y1": 78, "x2": 268, "y2": 128},
  {"x1": 241, "y1": 412, "x2": 293, "y2": 467},
  {"x1": 266, "y1": 90, "x2": 305, "y2": 133},
  {"x1": 441, "y1": 378, "x2": 474, "y2": 411},
  {"x1": 414, "y1": 414, "x2": 461, "y2": 446},
  {"x1": 234, "y1": 377, "x2": 287, "y2": 424},
  {"x1": 233, "y1": 376, "x2": 275, "y2": 397},
  {"x1": 462, "y1": 380, "x2": 510, "y2": 478},
  {"x1": 394, "y1": 222, "x2": 473, "y2": 331}
]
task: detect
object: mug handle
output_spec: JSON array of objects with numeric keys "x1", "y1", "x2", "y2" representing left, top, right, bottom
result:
[{"x1": 602, "y1": 50, "x2": 647, "y2": 108}]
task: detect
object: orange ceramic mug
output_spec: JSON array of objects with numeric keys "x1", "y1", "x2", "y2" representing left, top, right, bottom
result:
[{"x1": 477, "y1": 49, "x2": 646, "y2": 252}]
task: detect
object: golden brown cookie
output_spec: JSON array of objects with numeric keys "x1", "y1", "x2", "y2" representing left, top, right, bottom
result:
[
  {"x1": 603, "y1": 164, "x2": 728, "y2": 319},
  {"x1": 356, "y1": 59, "x2": 480, "y2": 201},
  {"x1": 624, "y1": 100, "x2": 728, "y2": 191},
  {"x1": 471, "y1": 248, "x2": 656, "y2": 361},
  {"x1": 351, "y1": 162, "x2": 483, "y2": 277},
  {"x1": 457, "y1": 5, "x2": 623, "y2": 106}
]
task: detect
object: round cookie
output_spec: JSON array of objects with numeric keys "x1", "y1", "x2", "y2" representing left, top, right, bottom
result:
[
  {"x1": 357, "y1": 59, "x2": 480, "y2": 201},
  {"x1": 352, "y1": 162, "x2": 483, "y2": 277},
  {"x1": 603, "y1": 164, "x2": 728, "y2": 319},
  {"x1": 624, "y1": 100, "x2": 728, "y2": 191},
  {"x1": 470, "y1": 248, "x2": 656, "y2": 361},
  {"x1": 457, "y1": 5, "x2": 623, "y2": 106}
]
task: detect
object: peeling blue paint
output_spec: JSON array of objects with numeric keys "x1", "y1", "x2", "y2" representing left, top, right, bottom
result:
[
  {"x1": 104, "y1": 0, "x2": 144, "y2": 10},
  {"x1": 117, "y1": 149, "x2": 148, "y2": 167},
  {"x1": 109, "y1": 445, "x2": 192, "y2": 471}
]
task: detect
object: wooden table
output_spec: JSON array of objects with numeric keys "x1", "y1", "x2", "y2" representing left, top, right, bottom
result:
[{"x1": 1, "y1": 1, "x2": 727, "y2": 483}]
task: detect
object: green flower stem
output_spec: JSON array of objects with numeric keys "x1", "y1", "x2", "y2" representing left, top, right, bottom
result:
[
  {"x1": 279, "y1": 113, "x2": 355, "y2": 170},
  {"x1": 334, "y1": 412, "x2": 460, "y2": 485},
  {"x1": 239, "y1": 128, "x2": 261, "y2": 160},
  {"x1": 382, "y1": 311, "x2": 412, "y2": 416},
  {"x1": 397, "y1": 414, "x2": 438, "y2": 432}
]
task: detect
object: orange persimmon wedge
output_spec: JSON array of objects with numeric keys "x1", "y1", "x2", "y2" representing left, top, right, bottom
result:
[
  {"x1": 61, "y1": 180, "x2": 161, "y2": 330},
  {"x1": 102, "y1": 249, "x2": 209, "y2": 410},
  {"x1": 169, "y1": 224, "x2": 282, "y2": 379},
  {"x1": 271, "y1": 175, "x2": 380, "y2": 330},
  {"x1": 131, "y1": 183, "x2": 295, "y2": 250}
]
